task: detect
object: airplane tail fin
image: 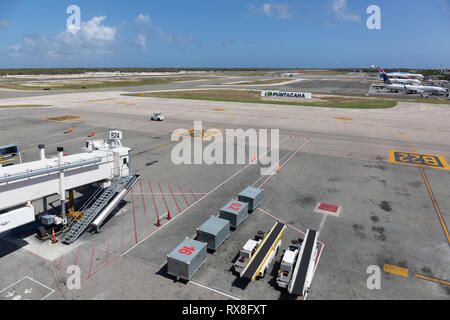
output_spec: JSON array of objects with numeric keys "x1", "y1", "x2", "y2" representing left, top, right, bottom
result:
[{"x1": 378, "y1": 67, "x2": 392, "y2": 84}]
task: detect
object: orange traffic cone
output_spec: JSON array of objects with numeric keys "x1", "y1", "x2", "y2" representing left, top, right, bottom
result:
[
  {"x1": 69, "y1": 128, "x2": 74, "y2": 133},
  {"x1": 51, "y1": 228, "x2": 57, "y2": 244},
  {"x1": 167, "y1": 210, "x2": 172, "y2": 220},
  {"x1": 92, "y1": 130, "x2": 95, "y2": 137},
  {"x1": 277, "y1": 165, "x2": 281, "y2": 173},
  {"x1": 156, "y1": 216, "x2": 161, "y2": 227},
  {"x1": 253, "y1": 154, "x2": 257, "y2": 162}
]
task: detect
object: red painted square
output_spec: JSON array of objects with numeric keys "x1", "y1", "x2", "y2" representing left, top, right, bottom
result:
[{"x1": 318, "y1": 203, "x2": 339, "y2": 213}]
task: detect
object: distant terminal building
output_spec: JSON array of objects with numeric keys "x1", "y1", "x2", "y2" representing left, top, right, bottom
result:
[
  {"x1": 281, "y1": 71, "x2": 303, "y2": 78},
  {"x1": 366, "y1": 73, "x2": 379, "y2": 80}
]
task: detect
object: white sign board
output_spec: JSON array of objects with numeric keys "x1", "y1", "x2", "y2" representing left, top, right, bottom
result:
[
  {"x1": 109, "y1": 130, "x2": 123, "y2": 140},
  {"x1": 261, "y1": 90, "x2": 312, "y2": 99}
]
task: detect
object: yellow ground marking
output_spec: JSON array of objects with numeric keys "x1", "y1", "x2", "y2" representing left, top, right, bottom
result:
[
  {"x1": 365, "y1": 122, "x2": 450, "y2": 246},
  {"x1": 43, "y1": 115, "x2": 82, "y2": 122},
  {"x1": 253, "y1": 227, "x2": 285, "y2": 280},
  {"x1": 418, "y1": 167, "x2": 450, "y2": 245},
  {"x1": 149, "y1": 141, "x2": 178, "y2": 152},
  {"x1": 115, "y1": 101, "x2": 135, "y2": 107},
  {"x1": 384, "y1": 264, "x2": 409, "y2": 278},
  {"x1": 86, "y1": 98, "x2": 116, "y2": 103},
  {"x1": 388, "y1": 150, "x2": 450, "y2": 170},
  {"x1": 335, "y1": 117, "x2": 352, "y2": 120},
  {"x1": 174, "y1": 128, "x2": 222, "y2": 140},
  {"x1": 213, "y1": 108, "x2": 225, "y2": 111},
  {"x1": 415, "y1": 274, "x2": 450, "y2": 286}
]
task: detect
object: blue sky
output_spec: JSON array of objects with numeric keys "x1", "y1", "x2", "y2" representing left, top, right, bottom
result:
[{"x1": 0, "y1": 0, "x2": 449, "y2": 68}]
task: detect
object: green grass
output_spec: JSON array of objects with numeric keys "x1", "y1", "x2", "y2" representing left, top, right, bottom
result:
[
  {"x1": 232, "y1": 78, "x2": 294, "y2": 85},
  {"x1": 124, "y1": 90, "x2": 398, "y2": 109},
  {"x1": 0, "y1": 104, "x2": 52, "y2": 109},
  {"x1": 0, "y1": 77, "x2": 214, "y2": 91}
]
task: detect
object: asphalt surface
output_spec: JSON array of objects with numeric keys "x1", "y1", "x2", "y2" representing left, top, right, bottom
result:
[{"x1": 0, "y1": 72, "x2": 449, "y2": 300}]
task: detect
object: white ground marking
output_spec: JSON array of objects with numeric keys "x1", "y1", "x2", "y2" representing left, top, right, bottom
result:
[
  {"x1": 190, "y1": 281, "x2": 242, "y2": 300},
  {"x1": 0, "y1": 276, "x2": 55, "y2": 300}
]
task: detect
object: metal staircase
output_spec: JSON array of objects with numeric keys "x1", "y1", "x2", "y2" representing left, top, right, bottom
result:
[{"x1": 60, "y1": 177, "x2": 129, "y2": 244}]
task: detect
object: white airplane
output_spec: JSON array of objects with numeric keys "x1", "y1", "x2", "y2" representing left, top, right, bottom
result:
[
  {"x1": 377, "y1": 67, "x2": 421, "y2": 85},
  {"x1": 387, "y1": 71, "x2": 424, "y2": 80},
  {"x1": 380, "y1": 69, "x2": 448, "y2": 96}
]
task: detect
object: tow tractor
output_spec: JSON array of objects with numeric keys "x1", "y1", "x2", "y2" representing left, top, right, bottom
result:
[
  {"x1": 276, "y1": 239, "x2": 302, "y2": 289},
  {"x1": 151, "y1": 112, "x2": 164, "y2": 121},
  {"x1": 276, "y1": 229, "x2": 319, "y2": 298},
  {"x1": 234, "y1": 222, "x2": 286, "y2": 280}
]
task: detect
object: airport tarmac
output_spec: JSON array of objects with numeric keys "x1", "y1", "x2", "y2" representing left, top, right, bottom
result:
[{"x1": 0, "y1": 75, "x2": 449, "y2": 300}]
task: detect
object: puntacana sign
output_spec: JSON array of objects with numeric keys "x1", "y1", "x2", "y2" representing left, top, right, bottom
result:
[{"x1": 261, "y1": 90, "x2": 312, "y2": 99}]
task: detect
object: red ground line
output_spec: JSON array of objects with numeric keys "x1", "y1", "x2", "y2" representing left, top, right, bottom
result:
[
  {"x1": 191, "y1": 189, "x2": 197, "y2": 202},
  {"x1": 131, "y1": 188, "x2": 138, "y2": 244},
  {"x1": 149, "y1": 180, "x2": 160, "y2": 223},
  {"x1": 168, "y1": 184, "x2": 181, "y2": 213},
  {"x1": 138, "y1": 180, "x2": 151, "y2": 234},
  {"x1": 88, "y1": 243, "x2": 95, "y2": 278},
  {"x1": 120, "y1": 209, "x2": 125, "y2": 254},
  {"x1": 159, "y1": 183, "x2": 170, "y2": 213},
  {"x1": 58, "y1": 254, "x2": 63, "y2": 267},
  {"x1": 88, "y1": 255, "x2": 121, "y2": 280},
  {"x1": 139, "y1": 180, "x2": 146, "y2": 212},
  {"x1": 179, "y1": 187, "x2": 190, "y2": 207},
  {"x1": 74, "y1": 247, "x2": 81, "y2": 266},
  {"x1": 105, "y1": 227, "x2": 110, "y2": 265}
]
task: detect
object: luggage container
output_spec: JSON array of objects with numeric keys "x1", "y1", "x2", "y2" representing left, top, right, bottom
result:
[
  {"x1": 238, "y1": 187, "x2": 263, "y2": 212},
  {"x1": 167, "y1": 238, "x2": 207, "y2": 281},
  {"x1": 196, "y1": 216, "x2": 230, "y2": 251},
  {"x1": 219, "y1": 200, "x2": 248, "y2": 229}
]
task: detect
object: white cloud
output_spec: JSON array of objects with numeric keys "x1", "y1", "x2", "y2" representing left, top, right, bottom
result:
[
  {"x1": 6, "y1": 16, "x2": 117, "y2": 60},
  {"x1": 81, "y1": 16, "x2": 116, "y2": 41},
  {"x1": 136, "y1": 34, "x2": 148, "y2": 50},
  {"x1": 250, "y1": 2, "x2": 293, "y2": 19},
  {"x1": 134, "y1": 13, "x2": 194, "y2": 48},
  {"x1": 134, "y1": 14, "x2": 151, "y2": 25},
  {"x1": 0, "y1": 20, "x2": 10, "y2": 28},
  {"x1": 330, "y1": 0, "x2": 361, "y2": 23}
]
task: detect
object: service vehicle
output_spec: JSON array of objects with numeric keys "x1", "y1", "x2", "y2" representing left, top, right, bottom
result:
[
  {"x1": 235, "y1": 222, "x2": 285, "y2": 280},
  {"x1": 151, "y1": 112, "x2": 164, "y2": 121}
]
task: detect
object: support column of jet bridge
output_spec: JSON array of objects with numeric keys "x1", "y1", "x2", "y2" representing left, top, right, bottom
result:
[{"x1": 57, "y1": 147, "x2": 66, "y2": 220}]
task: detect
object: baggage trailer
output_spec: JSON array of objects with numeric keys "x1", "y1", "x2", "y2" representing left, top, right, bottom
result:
[
  {"x1": 219, "y1": 200, "x2": 248, "y2": 229},
  {"x1": 238, "y1": 187, "x2": 263, "y2": 212},
  {"x1": 196, "y1": 216, "x2": 230, "y2": 251},
  {"x1": 287, "y1": 229, "x2": 319, "y2": 297},
  {"x1": 167, "y1": 238, "x2": 207, "y2": 281},
  {"x1": 238, "y1": 222, "x2": 286, "y2": 280}
]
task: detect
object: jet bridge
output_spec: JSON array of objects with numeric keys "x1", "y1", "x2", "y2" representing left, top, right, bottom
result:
[
  {"x1": 0, "y1": 135, "x2": 132, "y2": 234},
  {"x1": 240, "y1": 222, "x2": 286, "y2": 280}
]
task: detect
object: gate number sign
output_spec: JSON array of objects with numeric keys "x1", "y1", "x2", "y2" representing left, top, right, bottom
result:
[{"x1": 389, "y1": 151, "x2": 449, "y2": 169}]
